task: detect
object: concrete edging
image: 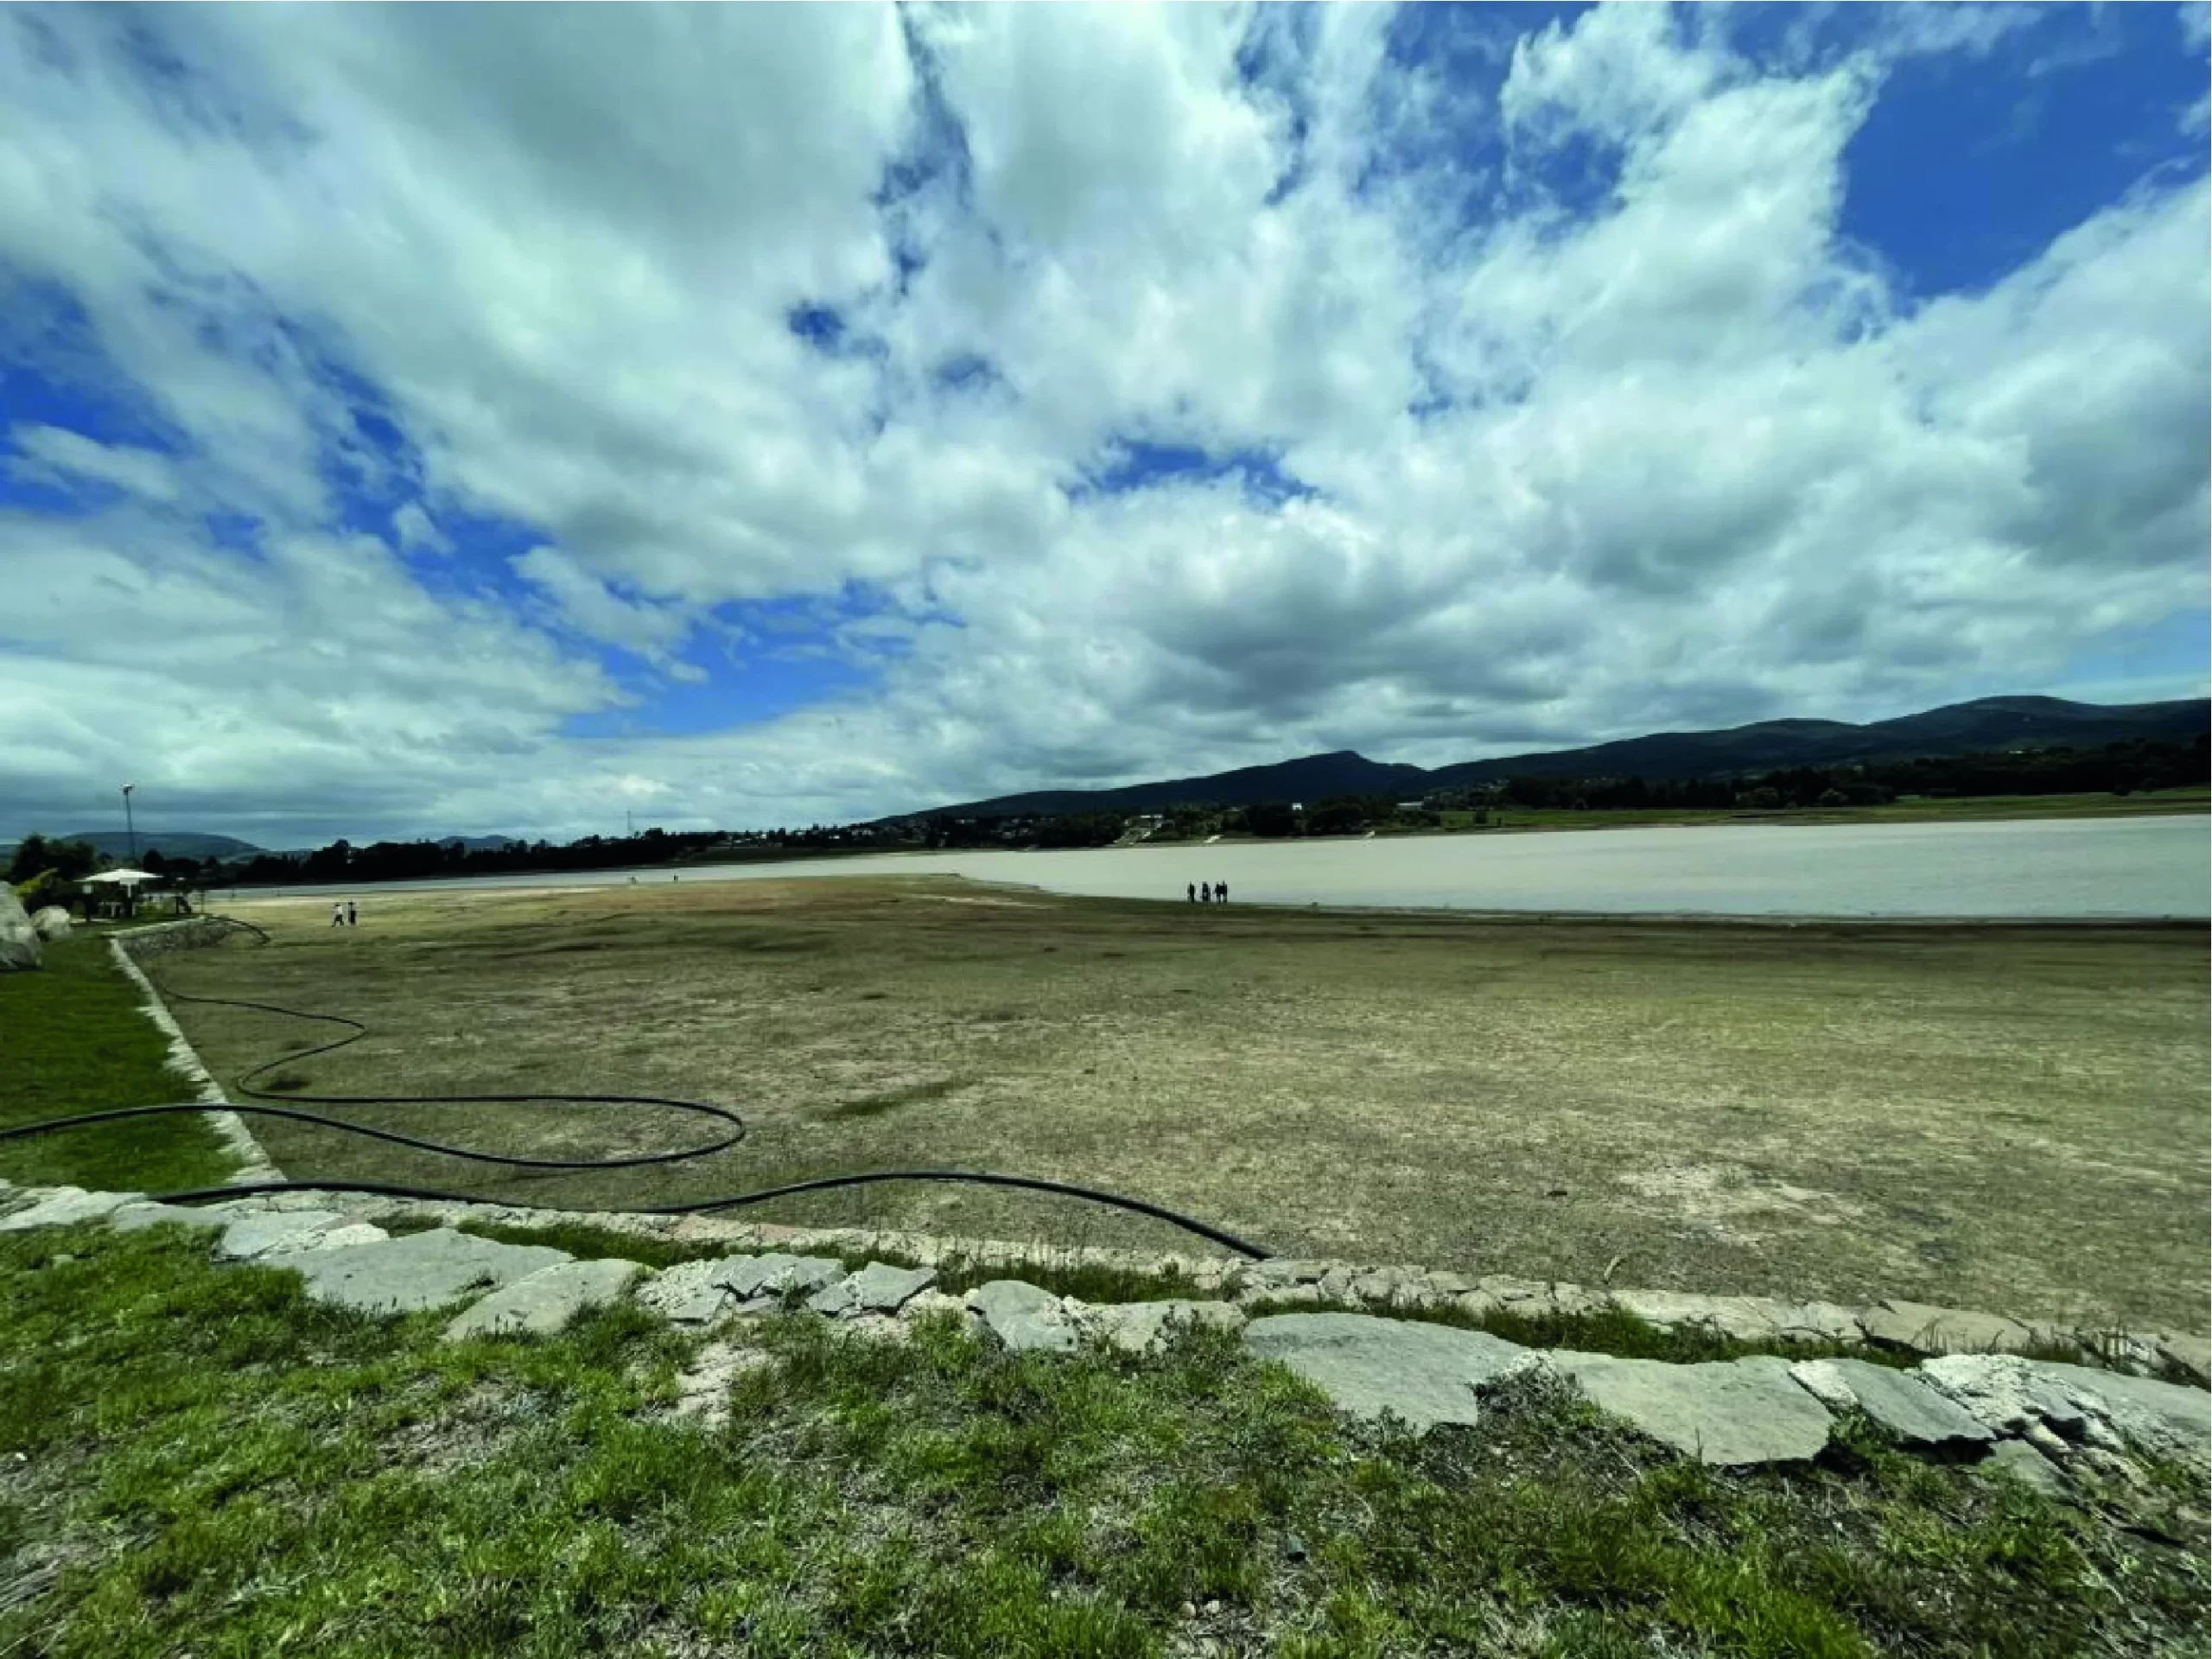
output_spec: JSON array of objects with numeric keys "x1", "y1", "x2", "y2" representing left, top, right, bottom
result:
[{"x1": 106, "y1": 929, "x2": 282, "y2": 1185}]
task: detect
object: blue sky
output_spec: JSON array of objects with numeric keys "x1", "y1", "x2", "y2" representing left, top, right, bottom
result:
[{"x1": 0, "y1": 3, "x2": 2205, "y2": 843}]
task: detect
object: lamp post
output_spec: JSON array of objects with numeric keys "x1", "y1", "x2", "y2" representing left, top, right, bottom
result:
[{"x1": 122, "y1": 783, "x2": 137, "y2": 865}]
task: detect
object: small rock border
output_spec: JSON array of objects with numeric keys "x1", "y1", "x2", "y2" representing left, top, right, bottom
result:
[{"x1": 3, "y1": 1180, "x2": 2205, "y2": 1488}]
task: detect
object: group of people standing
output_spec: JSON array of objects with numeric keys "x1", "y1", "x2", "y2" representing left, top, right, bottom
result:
[{"x1": 1185, "y1": 880, "x2": 1230, "y2": 905}]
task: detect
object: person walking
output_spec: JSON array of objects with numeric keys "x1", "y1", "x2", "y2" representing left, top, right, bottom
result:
[
  {"x1": 330, "y1": 900, "x2": 344, "y2": 927},
  {"x1": 346, "y1": 899, "x2": 359, "y2": 927},
  {"x1": 1214, "y1": 880, "x2": 1227, "y2": 904},
  {"x1": 1199, "y1": 881, "x2": 1211, "y2": 904},
  {"x1": 1186, "y1": 882, "x2": 1197, "y2": 903}
]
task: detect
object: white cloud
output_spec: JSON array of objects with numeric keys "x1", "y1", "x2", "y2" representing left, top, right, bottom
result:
[
  {"x1": 0, "y1": 2, "x2": 2203, "y2": 843},
  {"x1": 8, "y1": 423, "x2": 181, "y2": 502},
  {"x1": 391, "y1": 503, "x2": 450, "y2": 555},
  {"x1": 511, "y1": 543, "x2": 693, "y2": 664}
]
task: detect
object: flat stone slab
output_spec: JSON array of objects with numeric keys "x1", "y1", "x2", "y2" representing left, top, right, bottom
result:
[
  {"x1": 286, "y1": 1228, "x2": 572, "y2": 1313},
  {"x1": 1087, "y1": 1300, "x2": 1245, "y2": 1354},
  {"x1": 1244, "y1": 1313, "x2": 1532, "y2": 1432},
  {"x1": 717, "y1": 1253, "x2": 843, "y2": 1299},
  {"x1": 216, "y1": 1210, "x2": 349, "y2": 1260},
  {"x1": 636, "y1": 1258, "x2": 744, "y2": 1325},
  {"x1": 444, "y1": 1258, "x2": 645, "y2": 1340},
  {"x1": 109, "y1": 1202, "x2": 235, "y2": 1233},
  {"x1": 968, "y1": 1280, "x2": 1079, "y2": 1353},
  {"x1": 2030, "y1": 1361, "x2": 2211, "y2": 1453},
  {"x1": 1916, "y1": 1354, "x2": 2093, "y2": 1440},
  {"x1": 1859, "y1": 1300, "x2": 2032, "y2": 1356},
  {"x1": 0, "y1": 1188, "x2": 145, "y2": 1232},
  {"x1": 807, "y1": 1262, "x2": 937, "y2": 1317},
  {"x1": 2151, "y1": 1331, "x2": 2211, "y2": 1386},
  {"x1": 1547, "y1": 1353, "x2": 1833, "y2": 1465},
  {"x1": 1790, "y1": 1357, "x2": 1994, "y2": 1449}
]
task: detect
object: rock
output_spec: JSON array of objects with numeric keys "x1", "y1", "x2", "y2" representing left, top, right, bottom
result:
[
  {"x1": 1086, "y1": 1300, "x2": 1245, "y2": 1354},
  {"x1": 2027, "y1": 1361, "x2": 2211, "y2": 1455},
  {"x1": 0, "y1": 889, "x2": 41, "y2": 972},
  {"x1": 1546, "y1": 1353, "x2": 1834, "y2": 1465},
  {"x1": 1611, "y1": 1290, "x2": 1780, "y2": 1344},
  {"x1": 1249, "y1": 1259, "x2": 1330, "y2": 1288},
  {"x1": 1978, "y1": 1437, "x2": 2066, "y2": 1496},
  {"x1": 29, "y1": 906, "x2": 72, "y2": 941},
  {"x1": 215, "y1": 1210, "x2": 347, "y2": 1260},
  {"x1": 444, "y1": 1258, "x2": 645, "y2": 1339},
  {"x1": 716, "y1": 1253, "x2": 844, "y2": 1299},
  {"x1": 1859, "y1": 1299, "x2": 2034, "y2": 1356},
  {"x1": 1747, "y1": 1299, "x2": 1867, "y2": 1344},
  {"x1": 2151, "y1": 1331, "x2": 2212, "y2": 1387},
  {"x1": 967, "y1": 1280, "x2": 1079, "y2": 1353},
  {"x1": 1789, "y1": 1357, "x2": 1995, "y2": 1449},
  {"x1": 1246, "y1": 1283, "x2": 1325, "y2": 1311},
  {"x1": 286, "y1": 1228, "x2": 572, "y2": 1313},
  {"x1": 1243, "y1": 1313, "x2": 1533, "y2": 1433},
  {"x1": 636, "y1": 1258, "x2": 744, "y2": 1325},
  {"x1": 290, "y1": 1224, "x2": 391, "y2": 1254},
  {"x1": 0, "y1": 1188, "x2": 144, "y2": 1231},
  {"x1": 806, "y1": 1262, "x2": 937, "y2": 1318},
  {"x1": 1916, "y1": 1354, "x2": 2092, "y2": 1440},
  {"x1": 108, "y1": 1202, "x2": 234, "y2": 1233}
]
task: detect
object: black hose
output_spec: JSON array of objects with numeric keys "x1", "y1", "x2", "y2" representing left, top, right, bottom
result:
[{"x1": 4, "y1": 916, "x2": 1273, "y2": 1259}]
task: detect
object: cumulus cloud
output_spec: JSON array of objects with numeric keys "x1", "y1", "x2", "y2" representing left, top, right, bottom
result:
[{"x1": 0, "y1": 2, "x2": 2204, "y2": 843}]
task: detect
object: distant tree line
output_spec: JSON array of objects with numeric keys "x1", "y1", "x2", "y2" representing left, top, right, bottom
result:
[
  {"x1": 1482, "y1": 734, "x2": 2209, "y2": 813},
  {"x1": 223, "y1": 828, "x2": 728, "y2": 887},
  {"x1": 5, "y1": 834, "x2": 101, "y2": 887}
]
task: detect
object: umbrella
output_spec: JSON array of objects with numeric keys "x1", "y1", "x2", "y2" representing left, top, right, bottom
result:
[{"x1": 83, "y1": 868, "x2": 162, "y2": 886}]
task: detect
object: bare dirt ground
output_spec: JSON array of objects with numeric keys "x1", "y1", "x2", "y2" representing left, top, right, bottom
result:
[{"x1": 155, "y1": 878, "x2": 2210, "y2": 1332}]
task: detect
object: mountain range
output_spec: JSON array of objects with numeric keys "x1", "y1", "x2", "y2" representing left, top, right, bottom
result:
[
  {"x1": 9, "y1": 696, "x2": 2202, "y2": 855},
  {"x1": 16, "y1": 830, "x2": 267, "y2": 861},
  {"x1": 912, "y1": 696, "x2": 2211, "y2": 820}
]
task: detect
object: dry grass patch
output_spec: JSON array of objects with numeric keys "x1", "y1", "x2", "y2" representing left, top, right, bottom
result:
[{"x1": 159, "y1": 879, "x2": 2210, "y2": 1332}]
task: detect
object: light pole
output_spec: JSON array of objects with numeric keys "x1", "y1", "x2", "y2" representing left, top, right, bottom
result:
[{"x1": 121, "y1": 783, "x2": 137, "y2": 865}]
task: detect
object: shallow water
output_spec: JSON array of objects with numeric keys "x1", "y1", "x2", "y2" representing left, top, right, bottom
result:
[{"x1": 239, "y1": 814, "x2": 2208, "y2": 919}]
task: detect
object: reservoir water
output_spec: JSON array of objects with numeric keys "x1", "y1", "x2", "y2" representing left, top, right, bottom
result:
[{"x1": 238, "y1": 815, "x2": 2208, "y2": 919}]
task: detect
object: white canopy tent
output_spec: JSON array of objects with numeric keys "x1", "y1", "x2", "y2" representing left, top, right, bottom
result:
[{"x1": 82, "y1": 868, "x2": 162, "y2": 887}]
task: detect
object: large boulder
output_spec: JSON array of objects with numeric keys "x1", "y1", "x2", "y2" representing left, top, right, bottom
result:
[
  {"x1": 0, "y1": 889, "x2": 41, "y2": 972},
  {"x1": 29, "y1": 906, "x2": 72, "y2": 940}
]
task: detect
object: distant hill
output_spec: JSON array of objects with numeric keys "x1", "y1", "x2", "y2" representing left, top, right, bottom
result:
[
  {"x1": 913, "y1": 696, "x2": 2210, "y2": 820},
  {"x1": 438, "y1": 835, "x2": 522, "y2": 851},
  {"x1": 11, "y1": 830, "x2": 268, "y2": 861}
]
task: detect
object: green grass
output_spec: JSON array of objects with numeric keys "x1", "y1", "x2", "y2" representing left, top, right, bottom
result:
[
  {"x1": 0, "y1": 1224, "x2": 2202, "y2": 1657},
  {"x1": 0, "y1": 936, "x2": 237, "y2": 1192}
]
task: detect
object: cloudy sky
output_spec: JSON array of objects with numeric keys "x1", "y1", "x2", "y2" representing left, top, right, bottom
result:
[{"x1": 2, "y1": 2, "x2": 2206, "y2": 847}]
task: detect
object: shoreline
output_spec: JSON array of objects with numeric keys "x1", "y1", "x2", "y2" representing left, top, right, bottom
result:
[{"x1": 199, "y1": 874, "x2": 2212, "y2": 933}]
